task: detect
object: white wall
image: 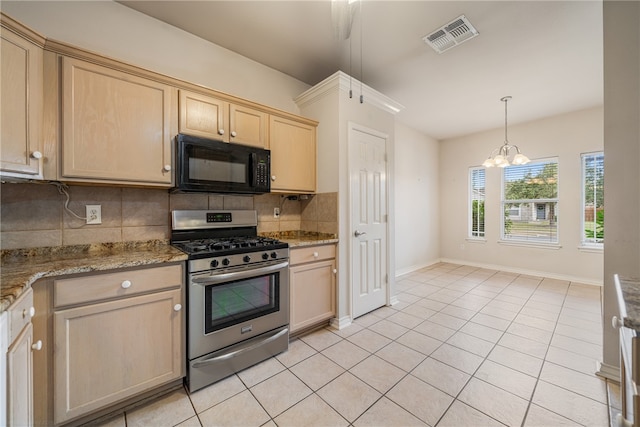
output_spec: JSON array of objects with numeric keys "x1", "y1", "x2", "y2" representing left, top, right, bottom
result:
[
  {"x1": 1, "y1": 1, "x2": 309, "y2": 114},
  {"x1": 439, "y1": 107, "x2": 604, "y2": 284},
  {"x1": 394, "y1": 122, "x2": 440, "y2": 276}
]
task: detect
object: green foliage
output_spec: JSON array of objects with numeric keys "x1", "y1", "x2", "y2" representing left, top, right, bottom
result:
[
  {"x1": 505, "y1": 163, "x2": 558, "y2": 201},
  {"x1": 472, "y1": 200, "x2": 485, "y2": 236},
  {"x1": 504, "y1": 206, "x2": 513, "y2": 235},
  {"x1": 585, "y1": 209, "x2": 604, "y2": 240}
]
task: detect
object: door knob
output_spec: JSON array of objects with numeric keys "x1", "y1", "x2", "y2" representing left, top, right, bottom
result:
[{"x1": 354, "y1": 230, "x2": 367, "y2": 237}]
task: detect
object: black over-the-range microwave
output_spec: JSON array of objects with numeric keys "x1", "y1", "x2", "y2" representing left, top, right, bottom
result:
[{"x1": 173, "y1": 133, "x2": 271, "y2": 194}]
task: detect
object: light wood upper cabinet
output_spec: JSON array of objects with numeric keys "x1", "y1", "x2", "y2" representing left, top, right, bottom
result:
[
  {"x1": 0, "y1": 16, "x2": 45, "y2": 178},
  {"x1": 269, "y1": 115, "x2": 317, "y2": 193},
  {"x1": 61, "y1": 57, "x2": 176, "y2": 186},
  {"x1": 179, "y1": 90, "x2": 268, "y2": 148}
]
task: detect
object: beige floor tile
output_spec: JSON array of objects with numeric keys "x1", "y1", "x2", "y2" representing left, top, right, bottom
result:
[
  {"x1": 498, "y1": 333, "x2": 548, "y2": 359},
  {"x1": 459, "y1": 321, "x2": 504, "y2": 343},
  {"x1": 386, "y1": 311, "x2": 424, "y2": 329},
  {"x1": 404, "y1": 283, "x2": 442, "y2": 298},
  {"x1": 431, "y1": 343, "x2": 484, "y2": 374},
  {"x1": 560, "y1": 307, "x2": 601, "y2": 323},
  {"x1": 353, "y1": 396, "x2": 427, "y2": 427},
  {"x1": 428, "y1": 312, "x2": 468, "y2": 330},
  {"x1": 276, "y1": 338, "x2": 317, "y2": 367},
  {"x1": 321, "y1": 339, "x2": 370, "y2": 369},
  {"x1": 299, "y1": 328, "x2": 343, "y2": 351},
  {"x1": 411, "y1": 357, "x2": 470, "y2": 397},
  {"x1": 250, "y1": 370, "x2": 313, "y2": 418},
  {"x1": 401, "y1": 302, "x2": 437, "y2": 319},
  {"x1": 189, "y1": 374, "x2": 246, "y2": 413},
  {"x1": 554, "y1": 322, "x2": 602, "y2": 345},
  {"x1": 316, "y1": 372, "x2": 382, "y2": 422},
  {"x1": 413, "y1": 319, "x2": 456, "y2": 341},
  {"x1": 396, "y1": 330, "x2": 443, "y2": 356},
  {"x1": 273, "y1": 394, "x2": 349, "y2": 427},
  {"x1": 386, "y1": 374, "x2": 453, "y2": 426},
  {"x1": 289, "y1": 353, "x2": 344, "y2": 390},
  {"x1": 447, "y1": 331, "x2": 495, "y2": 357},
  {"x1": 524, "y1": 404, "x2": 582, "y2": 426},
  {"x1": 487, "y1": 345, "x2": 544, "y2": 377},
  {"x1": 236, "y1": 356, "x2": 285, "y2": 387},
  {"x1": 458, "y1": 377, "x2": 529, "y2": 426},
  {"x1": 375, "y1": 341, "x2": 426, "y2": 372},
  {"x1": 126, "y1": 388, "x2": 196, "y2": 427},
  {"x1": 539, "y1": 361, "x2": 608, "y2": 404},
  {"x1": 514, "y1": 313, "x2": 558, "y2": 332},
  {"x1": 532, "y1": 380, "x2": 609, "y2": 426},
  {"x1": 368, "y1": 318, "x2": 410, "y2": 340},
  {"x1": 197, "y1": 390, "x2": 270, "y2": 427},
  {"x1": 91, "y1": 413, "x2": 126, "y2": 427},
  {"x1": 470, "y1": 313, "x2": 512, "y2": 331},
  {"x1": 437, "y1": 400, "x2": 505, "y2": 427},
  {"x1": 415, "y1": 298, "x2": 448, "y2": 311},
  {"x1": 347, "y1": 328, "x2": 392, "y2": 353},
  {"x1": 474, "y1": 360, "x2": 537, "y2": 400},
  {"x1": 550, "y1": 334, "x2": 602, "y2": 360},
  {"x1": 608, "y1": 379, "x2": 622, "y2": 410},
  {"x1": 507, "y1": 322, "x2": 553, "y2": 344},
  {"x1": 175, "y1": 416, "x2": 202, "y2": 427},
  {"x1": 330, "y1": 321, "x2": 364, "y2": 338},
  {"x1": 519, "y1": 306, "x2": 560, "y2": 322},
  {"x1": 440, "y1": 304, "x2": 477, "y2": 321},
  {"x1": 370, "y1": 305, "x2": 399, "y2": 318},
  {"x1": 349, "y1": 355, "x2": 406, "y2": 393},
  {"x1": 353, "y1": 312, "x2": 384, "y2": 327},
  {"x1": 479, "y1": 305, "x2": 518, "y2": 321}
]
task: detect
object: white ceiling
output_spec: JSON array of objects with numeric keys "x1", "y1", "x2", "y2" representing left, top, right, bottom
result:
[{"x1": 117, "y1": 0, "x2": 603, "y2": 140}]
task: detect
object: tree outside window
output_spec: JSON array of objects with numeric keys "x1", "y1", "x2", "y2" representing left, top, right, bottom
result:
[{"x1": 502, "y1": 159, "x2": 558, "y2": 243}]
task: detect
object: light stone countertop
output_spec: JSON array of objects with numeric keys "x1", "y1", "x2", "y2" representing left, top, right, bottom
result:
[
  {"x1": 260, "y1": 231, "x2": 338, "y2": 248},
  {"x1": 0, "y1": 240, "x2": 188, "y2": 313},
  {"x1": 615, "y1": 275, "x2": 640, "y2": 331}
]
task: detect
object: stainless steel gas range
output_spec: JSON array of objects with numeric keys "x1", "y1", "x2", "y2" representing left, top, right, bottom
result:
[{"x1": 171, "y1": 210, "x2": 289, "y2": 392}]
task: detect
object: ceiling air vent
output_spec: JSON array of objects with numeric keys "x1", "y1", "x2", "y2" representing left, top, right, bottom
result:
[{"x1": 423, "y1": 15, "x2": 479, "y2": 54}]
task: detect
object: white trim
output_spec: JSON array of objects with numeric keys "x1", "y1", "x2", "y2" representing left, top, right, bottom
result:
[
  {"x1": 389, "y1": 295, "x2": 399, "y2": 306},
  {"x1": 395, "y1": 259, "x2": 441, "y2": 278},
  {"x1": 465, "y1": 237, "x2": 487, "y2": 244},
  {"x1": 294, "y1": 71, "x2": 405, "y2": 115},
  {"x1": 596, "y1": 361, "x2": 620, "y2": 382},
  {"x1": 578, "y1": 244, "x2": 604, "y2": 253},
  {"x1": 329, "y1": 316, "x2": 352, "y2": 331},
  {"x1": 0, "y1": 311, "x2": 7, "y2": 427},
  {"x1": 497, "y1": 240, "x2": 562, "y2": 250}
]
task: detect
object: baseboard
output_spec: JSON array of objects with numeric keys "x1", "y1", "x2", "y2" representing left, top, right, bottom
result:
[
  {"x1": 395, "y1": 259, "x2": 441, "y2": 278},
  {"x1": 596, "y1": 361, "x2": 620, "y2": 383},
  {"x1": 329, "y1": 316, "x2": 352, "y2": 330}
]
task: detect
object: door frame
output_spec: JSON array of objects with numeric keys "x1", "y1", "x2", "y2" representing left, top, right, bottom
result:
[{"x1": 346, "y1": 121, "x2": 393, "y2": 320}]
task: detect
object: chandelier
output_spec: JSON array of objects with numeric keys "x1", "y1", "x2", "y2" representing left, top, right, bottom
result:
[{"x1": 482, "y1": 96, "x2": 530, "y2": 168}]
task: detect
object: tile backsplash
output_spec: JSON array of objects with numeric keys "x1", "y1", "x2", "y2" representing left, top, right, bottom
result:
[{"x1": 0, "y1": 183, "x2": 337, "y2": 250}]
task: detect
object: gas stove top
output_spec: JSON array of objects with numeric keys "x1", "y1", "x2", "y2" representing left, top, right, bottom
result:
[{"x1": 170, "y1": 209, "x2": 289, "y2": 263}]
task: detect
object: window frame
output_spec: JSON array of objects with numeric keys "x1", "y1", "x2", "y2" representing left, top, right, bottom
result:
[
  {"x1": 468, "y1": 166, "x2": 486, "y2": 239},
  {"x1": 500, "y1": 157, "x2": 560, "y2": 245},
  {"x1": 581, "y1": 151, "x2": 604, "y2": 248}
]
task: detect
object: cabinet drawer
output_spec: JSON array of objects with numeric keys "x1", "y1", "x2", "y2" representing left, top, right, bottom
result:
[
  {"x1": 54, "y1": 264, "x2": 183, "y2": 308},
  {"x1": 290, "y1": 244, "x2": 336, "y2": 265},
  {"x1": 8, "y1": 288, "x2": 34, "y2": 343}
]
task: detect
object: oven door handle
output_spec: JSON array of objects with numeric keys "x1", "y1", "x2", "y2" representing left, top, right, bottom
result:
[
  {"x1": 191, "y1": 327, "x2": 289, "y2": 367},
  {"x1": 191, "y1": 261, "x2": 289, "y2": 285}
]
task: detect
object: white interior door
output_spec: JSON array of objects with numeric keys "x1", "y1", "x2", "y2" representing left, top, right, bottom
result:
[{"x1": 349, "y1": 124, "x2": 388, "y2": 318}]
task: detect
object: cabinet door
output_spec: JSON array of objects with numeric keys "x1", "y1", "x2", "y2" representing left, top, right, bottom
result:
[
  {"x1": 179, "y1": 90, "x2": 228, "y2": 141},
  {"x1": 61, "y1": 57, "x2": 175, "y2": 186},
  {"x1": 229, "y1": 104, "x2": 268, "y2": 148},
  {"x1": 0, "y1": 28, "x2": 43, "y2": 177},
  {"x1": 269, "y1": 115, "x2": 316, "y2": 193},
  {"x1": 53, "y1": 289, "x2": 183, "y2": 424},
  {"x1": 290, "y1": 259, "x2": 336, "y2": 333},
  {"x1": 7, "y1": 323, "x2": 34, "y2": 427}
]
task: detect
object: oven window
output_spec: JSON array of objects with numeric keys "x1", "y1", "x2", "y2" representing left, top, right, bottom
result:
[{"x1": 204, "y1": 274, "x2": 279, "y2": 334}]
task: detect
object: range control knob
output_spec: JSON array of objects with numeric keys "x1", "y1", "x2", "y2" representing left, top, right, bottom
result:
[
  {"x1": 243, "y1": 255, "x2": 251, "y2": 263},
  {"x1": 210, "y1": 259, "x2": 219, "y2": 268},
  {"x1": 271, "y1": 252, "x2": 278, "y2": 259},
  {"x1": 262, "y1": 253, "x2": 269, "y2": 260},
  {"x1": 222, "y1": 258, "x2": 230, "y2": 266}
]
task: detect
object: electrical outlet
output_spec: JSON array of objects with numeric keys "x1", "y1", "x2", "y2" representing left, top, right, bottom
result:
[
  {"x1": 86, "y1": 205, "x2": 102, "y2": 224},
  {"x1": 273, "y1": 207, "x2": 280, "y2": 218}
]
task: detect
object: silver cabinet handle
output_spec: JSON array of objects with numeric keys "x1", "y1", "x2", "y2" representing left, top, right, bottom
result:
[
  {"x1": 612, "y1": 315, "x2": 623, "y2": 329},
  {"x1": 31, "y1": 151, "x2": 43, "y2": 159},
  {"x1": 354, "y1": 230, "x2": 367, "y2": 237},
  {"x1": 230, "y1": 131, "x2": 237, "y2": 137}
]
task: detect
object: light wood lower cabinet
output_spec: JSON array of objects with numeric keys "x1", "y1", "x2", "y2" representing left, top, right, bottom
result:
[
  {"x1": 289, "y1": 244, "x2": 336, "y2": 334},
  {"x1": 51, "y1": 264, "x2": 185, "y2": 425},
  {"x1": 6, "y1": 288, "x2": 39, "y2": 427}
]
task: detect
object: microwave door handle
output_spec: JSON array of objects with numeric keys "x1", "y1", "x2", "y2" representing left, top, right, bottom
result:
[
  {"x1": 250, "y1": 152, "x2": 257, "y2": 187},
  {"x1": 191, "y1": 261, "x2": 289, "y2": 285}
]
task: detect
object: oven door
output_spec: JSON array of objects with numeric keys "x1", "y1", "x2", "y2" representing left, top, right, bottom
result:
[{"x1": 188, "y1": 260, "x2": 289, "y2": 359}]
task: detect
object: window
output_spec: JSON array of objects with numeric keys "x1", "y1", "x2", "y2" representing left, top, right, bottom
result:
[
  {"x1": 469, "y1": 167, "x2": 485, "y2": 238},
  {"x1": 582, "y1": 152, "x2": 604, "y2": 245},
  {"x1": 502, "y1": 158, "x2": 558, "y2": 243}
]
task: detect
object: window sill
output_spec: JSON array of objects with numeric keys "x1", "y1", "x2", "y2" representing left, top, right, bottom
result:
[
  {"x1": 466, "y1": 238, "x2": 487, "y2": 244},
  {"x1": 578, "y1": 245, "x2": 603, "y2": 253},
  {"x1": 497, "y1": 240, "x2": 562, "y2": 250}
]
